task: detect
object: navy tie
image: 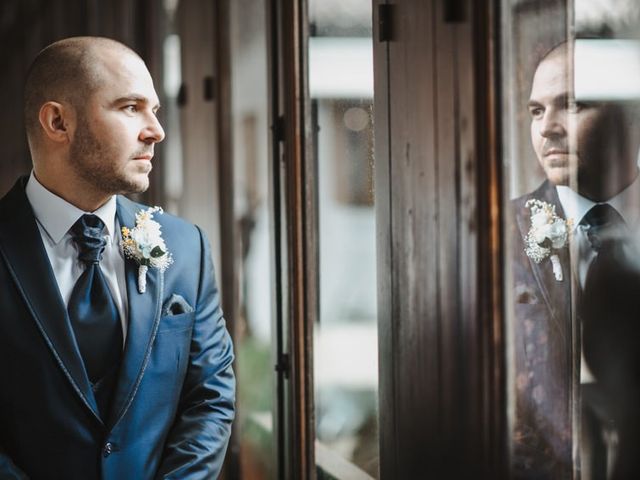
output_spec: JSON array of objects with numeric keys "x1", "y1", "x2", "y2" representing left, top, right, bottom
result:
[
  {"x1": 582, "y1": 203, "x2": 627, "y2": 255},
  {"x1": 67, "y1": 214, "x2": 122, "y2": 384}
]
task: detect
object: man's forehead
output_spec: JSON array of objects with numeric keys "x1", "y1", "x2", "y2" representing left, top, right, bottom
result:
[
  {"x1": 96, "y1": 49, "x2": 149, "y2": 80},
  {"x1": 530, "y1": 54, "x2": 571, "y2": 100},
  {"x1": 91, "y1": 50, "x2": 158, "y2": 102}
]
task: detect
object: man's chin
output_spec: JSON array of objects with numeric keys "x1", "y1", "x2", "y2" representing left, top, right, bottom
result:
[
  {"x1": 113, "y1": 174, "x2": 150, "y2": 195},
  {"x1": 126, "y1": 164, "x2": 152, "y2": 192},
  {"x1": 124, "y1": 176, "x2": 150, "y2": 194},
  {"x1": 544, "y1": 167, "x2": 573, "y2": 187}
]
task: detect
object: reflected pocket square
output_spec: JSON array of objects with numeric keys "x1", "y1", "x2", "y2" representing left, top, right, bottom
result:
[
  {"x1": 162, "y1": 294, "x2": 194, "y2": 316},
  {"x1": 515, "y1": 283, "x2": 539, "y2": 304}
]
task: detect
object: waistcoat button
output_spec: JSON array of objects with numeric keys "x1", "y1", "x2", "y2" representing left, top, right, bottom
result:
[{"x1": 103, "y1": 442, "x2": 113, "y2": 457}]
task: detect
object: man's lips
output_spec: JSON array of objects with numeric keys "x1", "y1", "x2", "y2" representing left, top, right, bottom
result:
[
  {"x1": 543, "y1": 148, "x2": 569, "y2": 156},
  {"x1": 133, "y1": 154, "x2": 153, "y2": 160}
]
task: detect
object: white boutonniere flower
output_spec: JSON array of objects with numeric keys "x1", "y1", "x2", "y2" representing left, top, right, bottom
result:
[
  {"x1": 121, "y1": 206, "x2": 173, "y2": 293},
  {"x1": 524, "y1": 199, "x2": 572, "y2": 281}
]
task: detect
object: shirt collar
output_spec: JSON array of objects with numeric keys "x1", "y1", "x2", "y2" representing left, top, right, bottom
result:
[
  {"x1": 556, "y1": 170, "x2": 640, "y2": 230},
  {"x1": 25, "y1": 171, "x2": 117, "y2": 244},
  {"x1": 556, "y1": 186, "x2": 595, "y2": 230}
]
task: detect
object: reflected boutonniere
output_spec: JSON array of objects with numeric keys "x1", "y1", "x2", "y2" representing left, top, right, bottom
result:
[
  {"x1": 524, "y1": 199, "x2": 572, "y2": 281},
  {"x1": 121, "y1": 206, "x2": 173, "y2": 293}
]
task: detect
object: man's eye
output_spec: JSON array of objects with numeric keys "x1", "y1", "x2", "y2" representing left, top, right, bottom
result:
[
  {"x1": 124, "y1": 105, "x2": 138, "y2": 113},
  {"x1": 567, "y1": 100, "x2": 582, "y2": 113},
  {"x1": 529, "y1": 107, "x2": 543, "y2": 118}
]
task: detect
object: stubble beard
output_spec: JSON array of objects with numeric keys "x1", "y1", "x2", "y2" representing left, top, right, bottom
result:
[
  {"x1": 543, "y1": 163, "x2": 572, "y2": 187},
  {"x1": 68, "y1": 119, "x2": 150, "y2": 196}
]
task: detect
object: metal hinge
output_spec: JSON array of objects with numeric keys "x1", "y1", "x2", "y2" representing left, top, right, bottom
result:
[
  {"x1": 275, "y1": 353, "x2": 290, "y2": 379},
  {"x1": 444, "y1": 0, "x2": 465, "y2": 23},
  {"x1": 272, "y1": 115, "x2": 286, "y2": 143},
  {"x1": 378, "y1": 4, "x2": 394, "y2": 42},
  {"x1": 203, "y1": 76, "x2": 215, "y2": 101},
  {"x1": 177, "y1": 83, "x2": 187, "y2": 107}
]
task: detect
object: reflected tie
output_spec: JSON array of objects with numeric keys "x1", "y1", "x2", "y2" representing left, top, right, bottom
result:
[
  {"x1": 582, "y1": 203, "x2": 627, "y2": 257},
  {"x1": 67, "y1": 214, "x2": 122, "y2": 384}
]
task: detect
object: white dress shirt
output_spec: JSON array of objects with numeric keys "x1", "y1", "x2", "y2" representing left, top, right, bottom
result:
[
  {"x1": 556, "y1": 170, "x2": 640, "y2": 383},
  {"x1": 25, "y1": 172, "x2": 128, "y2": 343}
]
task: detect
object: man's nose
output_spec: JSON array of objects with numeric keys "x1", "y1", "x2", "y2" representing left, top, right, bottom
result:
[
  {"x1": 539, "y1": 110, "x2": 566, "y2": 138},
  {"x1": 140, "y1": 114, "x2": 165, "y2": 144}
]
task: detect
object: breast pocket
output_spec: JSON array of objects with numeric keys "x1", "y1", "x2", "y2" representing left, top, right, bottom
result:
[
  {"x1": 514, "y1": 282, "x2": 541, "y2": 304},
  {"x1": 157, "y1": 311, "x2": 196, "y2": 334},
  {"x1": 148, "y1": 312, "x2": 194, "y2": 395}
]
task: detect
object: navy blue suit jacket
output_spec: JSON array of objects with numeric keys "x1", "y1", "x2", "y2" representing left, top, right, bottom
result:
[{"x1": 0, "y1": 177, "x2": 235, "y2": 479}]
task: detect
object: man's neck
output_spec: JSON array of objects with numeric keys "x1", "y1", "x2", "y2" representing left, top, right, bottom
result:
[
  {"x1": 577, "y1": 168, "x2": 640, "y2": 203},
  {"x1": 33, "y1": 170, "x2": 111, "y2": 213}
]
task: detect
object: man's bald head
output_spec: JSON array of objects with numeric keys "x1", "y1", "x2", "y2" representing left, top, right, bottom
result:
[
  {"x1": 539, "y1": 41, "x2": 569, "y2": 67},
  {"x1": 23, "y1": 37, "x2": 141, "y2": 144}
]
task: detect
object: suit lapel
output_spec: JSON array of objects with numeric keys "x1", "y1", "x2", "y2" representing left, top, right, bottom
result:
[
  {"x1": 109, "y1": 197, "x2": 164, "y2": 428},
  {"x1": 516, "y1": 181, "x2": 572, "y2": 329},
  {"x1": 0, "y1": 178, "x2": 101, "y2": 422}
]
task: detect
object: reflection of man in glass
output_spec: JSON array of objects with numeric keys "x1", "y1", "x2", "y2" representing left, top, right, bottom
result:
[{"x1": 512, "y1": 42, "x2": 640, "y2": 479}]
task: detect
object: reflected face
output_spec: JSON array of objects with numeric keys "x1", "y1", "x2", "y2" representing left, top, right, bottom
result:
[
  {"x1": 68, "y1": 49, "x2": 165, "y2": 195},
  {"x1": 528, "y1": 52, "x2": 625, "y2": 190}
]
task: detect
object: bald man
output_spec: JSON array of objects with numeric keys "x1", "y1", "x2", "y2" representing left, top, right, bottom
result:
[
  {"x1": 0, "y1": 37, "x2": 234, "y2": 479},
  {"x1": 511, "y1": 43, "x2": 640, "y2": 478}
]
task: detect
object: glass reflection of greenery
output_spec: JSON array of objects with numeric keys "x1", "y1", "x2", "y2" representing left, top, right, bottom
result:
[{"x1": 238, "y1": 336, "x2": 274, "y2": 478}]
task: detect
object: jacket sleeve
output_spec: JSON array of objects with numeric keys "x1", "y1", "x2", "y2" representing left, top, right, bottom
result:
[{"x1": 154, "y1": 227, "x2": 235, "y2": 480}]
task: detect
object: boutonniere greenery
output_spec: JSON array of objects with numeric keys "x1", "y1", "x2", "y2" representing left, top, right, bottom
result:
[
  {"x1": 121, "y1": 206, "x2": 173, "y2": 293},
  {"x1": 524, "y1": 199, "x2": 572, "y2": 282}
]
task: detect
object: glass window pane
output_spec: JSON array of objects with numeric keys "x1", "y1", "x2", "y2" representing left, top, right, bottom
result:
[
  {"x1": 503, "y1": 2, "x2": 640, "y2": 477},
  {"x1": 308, "y1": 1, "x2": 378, "y2": 478}
]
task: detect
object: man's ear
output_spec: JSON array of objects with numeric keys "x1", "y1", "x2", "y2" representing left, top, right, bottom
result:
[{"x1": 38, "y1": 101, "x2": 74, "y2": 143}]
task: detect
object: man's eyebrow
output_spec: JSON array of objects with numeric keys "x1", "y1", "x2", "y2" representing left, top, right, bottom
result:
[
  {"x1": 113, "y1": 95, "x2": 161, "y2": 109},
  {"x1": 527, "y1": 93, "x2": 571, "y2": 109}
]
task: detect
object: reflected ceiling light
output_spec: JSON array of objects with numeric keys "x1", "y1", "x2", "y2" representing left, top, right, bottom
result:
[
  {"x1": 309, "y1": 37, "x2": 373, "y2": 99},
  {"x1": 575, "y1": 39, "x2": 640, "y2": 100},
  {"x1": 343, "y1": 107, "x2": 370, "y2": 131}
]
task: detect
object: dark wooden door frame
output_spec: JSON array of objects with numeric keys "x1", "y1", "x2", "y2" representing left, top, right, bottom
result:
[{"x1": 267, "y1": 0, "x2": 316, "y2": 479}]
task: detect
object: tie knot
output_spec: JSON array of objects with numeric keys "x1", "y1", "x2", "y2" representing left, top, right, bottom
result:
[
  {"x1": 580, "y1": 203, "x2": 627, "y2": 252},
  {"x1": 70, "y1": 214, "x2": 108, "y2": 265}
]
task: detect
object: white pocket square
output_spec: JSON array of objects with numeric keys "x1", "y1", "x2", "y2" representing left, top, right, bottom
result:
[{"x1": 162, "y1": 294, "x2": 194, "y2": 316}]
